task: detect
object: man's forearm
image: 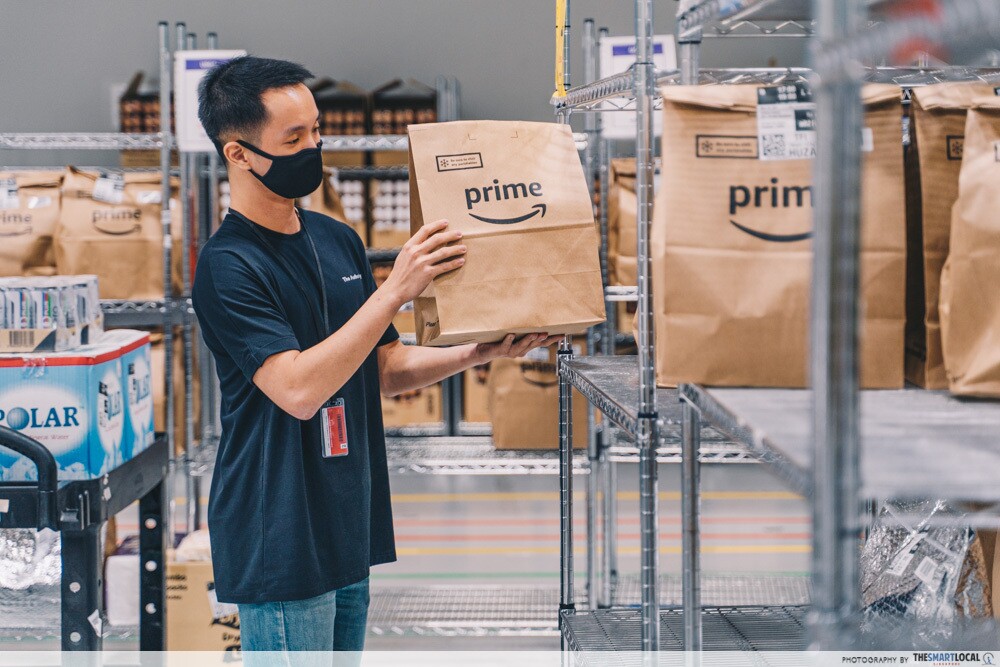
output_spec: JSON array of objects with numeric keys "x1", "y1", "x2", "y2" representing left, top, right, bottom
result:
[
  {"x1": 380, "y1": 343, "x2": 484, "y2": 396},
  {"x1": 258, "y1": 285, "x2": 404, "y2": 419}
]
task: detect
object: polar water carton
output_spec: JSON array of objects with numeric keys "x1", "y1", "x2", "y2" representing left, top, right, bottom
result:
[{"x1": 0, "y1": 329, "x2": 153, "y2": 481}]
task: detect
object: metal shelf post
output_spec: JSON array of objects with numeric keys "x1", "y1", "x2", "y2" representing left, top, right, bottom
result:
[
  {"x1": 158, "y1": 21, "x2": 178, "y2": 544},
  {"x1": 633, "y1": 0, "x2": 659, "y2": 653},
  {"x1": 581, "y1": 17, "x2": 602, "y2": 613},
  {"x1": 809, "y1": 0, "x2": 865, "y2": 650}
]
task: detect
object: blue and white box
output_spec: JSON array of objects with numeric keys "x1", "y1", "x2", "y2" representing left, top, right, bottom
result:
[{"x1": 0, "y1": 329, "x2": 153, "y2": 481}]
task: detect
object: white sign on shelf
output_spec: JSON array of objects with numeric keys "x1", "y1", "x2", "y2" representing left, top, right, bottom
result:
[
  {"x1": 174, "y1": 50, "x2": 246, "y2": 153},
  {"x1": 599, "y1": 35, "x2": 677, "y2": 140}
]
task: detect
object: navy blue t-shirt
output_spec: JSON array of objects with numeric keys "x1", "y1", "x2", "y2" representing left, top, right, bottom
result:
[{"x1": 192, "y1": 208, "x2": 399, "y2": 604}]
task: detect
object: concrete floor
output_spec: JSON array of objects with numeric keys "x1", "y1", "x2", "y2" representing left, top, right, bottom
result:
[{"x1": 2, "y1": 459, "x2": 809, "y2": 653}]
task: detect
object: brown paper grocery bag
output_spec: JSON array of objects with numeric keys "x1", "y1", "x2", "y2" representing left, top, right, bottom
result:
[
  {"x1": 297, "y1": 167, "x2": 367, "y2": 245},
  {"x1": 608, "y1": 159, "x2": 638, "y2": 286},
  {"x1": 653, "y1": 83, "x2": 906, "y2": 388},
  {"x1": 56, "y1": 168, "x2": 182, "y2": 300},
  {"x1": 408, "y1": 120, "x2": 606, "y2": 346},
  {"x1": 0, "y1": 171, "x2": 62, "y2": 277},
  {"x1": 905, "y1": 83, "x2": 997, "y2": 388},
  {"x1": 939, "y1": 98, "x2": 1000, "y2": 398},
  {"x1": 488, "y1": 357, "x2": 587, "y2": 450}
]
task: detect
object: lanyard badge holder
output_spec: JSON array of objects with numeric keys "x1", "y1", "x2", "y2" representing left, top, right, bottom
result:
[{"x1": 234, "y1": 208, "x2": 349, "y2": 458}]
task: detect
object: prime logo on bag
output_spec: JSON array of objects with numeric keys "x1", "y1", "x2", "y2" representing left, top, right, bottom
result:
[
  {"x1": 728, "y1": 178, "x2": 813, "y2": 242},
  {"x1": 408, "y1": 120, "x2": 605, "y2": 346},
  {"x1": 464, "y1": 179, "x2": 547, "y2": 225},
  {"x1": 653, "y1": 83, "x2": 906, "y2": 389},
  {"x1": 0, "y1": 211, "x2": 32, "y2": 237}
]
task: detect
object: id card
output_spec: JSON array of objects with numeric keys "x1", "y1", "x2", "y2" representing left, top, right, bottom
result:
[{"x1": 321, "y1": 398, "x2": 349, "y2": 458}]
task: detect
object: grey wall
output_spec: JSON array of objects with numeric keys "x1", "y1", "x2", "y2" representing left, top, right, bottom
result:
[{"x1": 0, "y1": 0, "x2": 806, "y2": 166}]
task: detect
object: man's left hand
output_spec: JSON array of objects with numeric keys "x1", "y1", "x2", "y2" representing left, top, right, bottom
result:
[{"x1": 475, "y1": 333, "x2": 565, "y2": 363}]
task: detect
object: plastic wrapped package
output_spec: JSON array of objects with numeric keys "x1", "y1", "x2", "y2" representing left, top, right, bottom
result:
[
  {"x1": 0, "y1": 529, "x2": 61, "y2": 590},
  {"x1": 861, "y1": 499, "x2": 992, "y2": 643}
]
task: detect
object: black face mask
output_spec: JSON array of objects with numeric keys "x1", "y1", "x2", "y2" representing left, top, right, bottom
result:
[{"x1": 237, "y1": 139, "x2": 324, "y2": 200}]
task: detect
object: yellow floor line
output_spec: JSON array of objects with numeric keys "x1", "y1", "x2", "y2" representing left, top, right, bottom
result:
[
  {"x1": 397, "y1": 544, "x2": 811, "y2": 556},
  {"x1": 388, "y1": 490, "x2": 803, "y2": 504},
  {"x1": 172, "y1": 490, "x2": 804, "y2": 506}
]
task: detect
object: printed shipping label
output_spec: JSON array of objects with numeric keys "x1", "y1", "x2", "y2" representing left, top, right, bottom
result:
[
  {"x1": 0, "y1": 178, "x2": 19, "y2": 210},
  {"x1": 757, "y1": 83, "x2": 816, "y2": 161},
  {"x1": 92, "y1": 172, "x2": 125, "y2": 204},
  {"x1": 885, "y1": 532, "x2": 925, "y2": 577},
  {"x1": 436, "y1": 153, "x2": 483, "y2": 172}
]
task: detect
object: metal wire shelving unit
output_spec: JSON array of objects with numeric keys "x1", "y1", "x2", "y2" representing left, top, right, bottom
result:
[{"x1": 554, "y1": 0, "x2": 1000, "y2": 656}]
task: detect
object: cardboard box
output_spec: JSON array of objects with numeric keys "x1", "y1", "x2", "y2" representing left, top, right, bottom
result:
[
  {"x1": 489, "y1": 357, "x2": 589, "y2": 450},
  {"x1": 0, "y1": 329, "x2": 153, "y2": 481},
  {"x1": 166, "y1": 559, "x2": 241, "y2": 652},
  {"x1": 371, "y1": 79, "x2": 437, "y2": 167},
  {"x1": 382, "y1": 382, "x2": 443, "y2": 427},
  {"x1": 463, "y1": 365, "x2": 491, "y2": 424}
]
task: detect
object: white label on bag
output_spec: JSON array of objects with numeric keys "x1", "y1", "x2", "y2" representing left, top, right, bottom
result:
[
  {"x1": 136, "y1": 190, "x2": 162, "y2": 205},
  {"x1": 914, "y1": 556, "x2": 938, "y2": 586},
  {"x1": 757, "y1": 84, "x2": 816, "y2": 161},
  {"x1": 92, "y1": 172, "x2": 125, "y2": 204},
  {"x1": 861, "y1": 127, "x2": 874, "y2": 153},
  {"x1": 885, "y1": 532, "x2": 925, "y2": 577},
  {"x1": 0, "y1": 178, "x2": 19, "y2": 210},
  {"x1": 207, "y1": 587, "x2": 239, "y2": 620},
  {"x1": 88, "y1": 609, "x2": 103, "y2": 635},
  {"x1": 26, "y1": 195, "x2": 52, "y2": 209}
]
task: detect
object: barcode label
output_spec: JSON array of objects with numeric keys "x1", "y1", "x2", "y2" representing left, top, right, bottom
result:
[
  {"x1": 93, "y1": 172, "x2": 125, "y2": 204},
  {"x1": 6, "y1": 331, "x2": 35, "y2": 349},
  {"x1": 914, "y1": 556, "x2": 938, "y2": 586}
]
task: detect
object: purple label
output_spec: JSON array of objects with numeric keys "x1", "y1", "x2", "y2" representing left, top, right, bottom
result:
[
  {"x1": 185, "y1": 58, "x2": 232, "y2": 70},
  {"x1": 611, "y1": 43, "x2": 665, "y2": 57}
]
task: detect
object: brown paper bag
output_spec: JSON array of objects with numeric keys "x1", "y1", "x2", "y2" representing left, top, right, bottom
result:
[
  {"x1": 906, "y1": 84, "x2": 998, "y2": 388},
  {"x1": 488, "y1": 357, "x2": 587, "y2": 450},
  {"x1": 0, "y1": 171, "x2": 62, "y2": 277},
  {"x1": 297, "y1": 167, "x2": 367, "y2": 245},
  {"x1": 408, "y1": 120, "x2": 606, "y2": 346},
  {"x1": 653, "y1": 84, "x2": 906, "y2": 388},
  {"x1": 608, "y1": 159, "x2": 639, "y2": 286},
  {"x1": 56, "y1": 168, "x2": 181, "y2": 300},
  {"x1": 149, "y1": 331, "x2": 201, "y2": 456},
  {"x1": 939, "y1": 98, "x2": 1000, "y2": 397}
]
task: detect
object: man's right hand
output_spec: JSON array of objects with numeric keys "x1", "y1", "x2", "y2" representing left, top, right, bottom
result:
[{"x1": 383, "y1": 220, "x2": 467, "y2": 305}]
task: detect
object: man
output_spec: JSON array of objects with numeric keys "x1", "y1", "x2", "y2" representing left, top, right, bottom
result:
[{"x1": 192, "y1": 56, "x2": 559, "y2": 656}]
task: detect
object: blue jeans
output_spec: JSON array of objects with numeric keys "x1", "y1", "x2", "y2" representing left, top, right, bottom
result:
[{"x1": 238, "y1": 577, "x2": 369, "y2": 666}]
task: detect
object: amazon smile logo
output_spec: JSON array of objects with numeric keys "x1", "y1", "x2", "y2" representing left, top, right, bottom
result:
[
  {"x1": 464, "y1": 179, "x2": 548, "y2": 225},
  {"x1": 729, "y1": 178, "x2": 813, "y2": 243}
]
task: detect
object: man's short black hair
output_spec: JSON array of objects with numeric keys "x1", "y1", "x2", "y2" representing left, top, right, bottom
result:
[{"x1": 198, "y1": 56, "x2": 314, "y2": 157}]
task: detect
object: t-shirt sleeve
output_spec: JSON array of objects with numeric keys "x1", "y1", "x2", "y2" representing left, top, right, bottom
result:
[
  {"x1": 194, "y1": 250, "x2": 302, "y2": 381},
  {"x1": 356, "y1": 234, "x2": 400, "y2": 347}
]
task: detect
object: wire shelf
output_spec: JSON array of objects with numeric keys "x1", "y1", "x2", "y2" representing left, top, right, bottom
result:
[
  {"x1": 100, "y1": 299, "x2": 190, "y2": 327},
  {"x1": 681, "y1": 384, "x2": 1000, "y2": 504},
  {"x1": 321, "y1": 135, "x2": 409, "y2": 152},
  {"x1": 559, "y1": 356, "x2": 733, "y2": 445},
  {"x1": 0, "y1": 133, "x2": 163, "y2": 151},
  {"x1": 561, "y1": 606, "x2": 808, "y2": 656},
  {"x1": 605, "y1": 286, "x2": 638, "y2": 303}
]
